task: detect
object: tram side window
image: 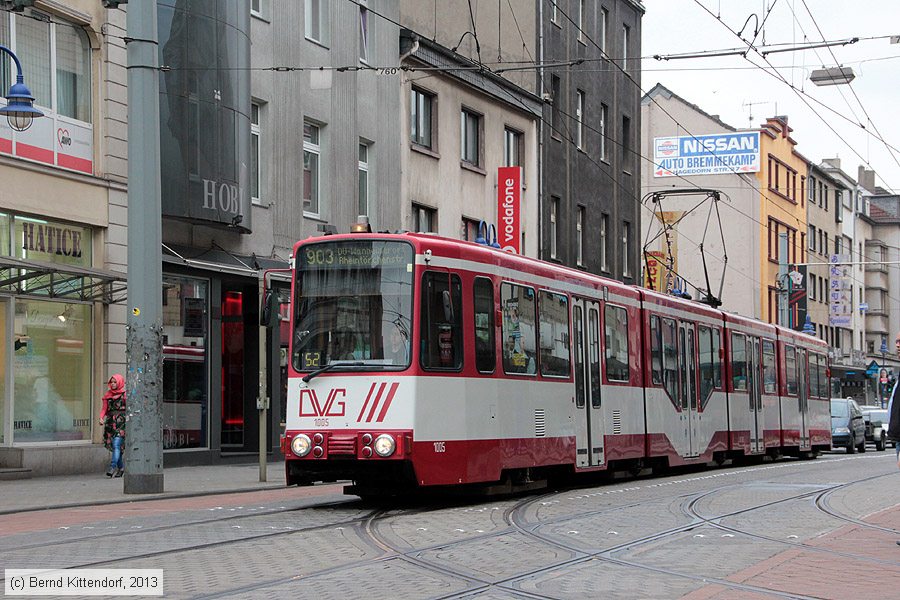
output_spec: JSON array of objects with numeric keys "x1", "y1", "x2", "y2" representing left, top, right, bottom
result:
[
  {"x1": 817, "y1": 353, "x2": 829, "y2": 398},
  {"x1": 650, "y1": 315, "x2": 663, "y2": 385},
  {"x1": 588, "y1": 308, "x2": 602, "y2": 407},
  {"x1": 785, "y1": 345, "x2": 798, "y2": 395},
  {"x1": 731, "y1": 333, "x2": 748, "y2": 391},
  {"x1": 808, "y1": 353, "x2": 819, "y2": 398},
  {"x1": 473, "y1": 278, "x2": 495, "y2": 373},
  {"x1": 698, "y1": 326, "x2": 719, "y2": 409},
  {"x1": 539, "y1": 291, "x2": 570, "y2": 377},
  {"x1": 604, "y1": 305, "x2": 630, "y2": 382},
  {"x1": 420, "y1": 272, "x2": 463, "y2": 370},
  {"x1": 661, "y1": 317, "x2": 677, "y2": 400},
  {"x1": 501, "y1": 283, "x2": 537, "y2": 375},
  {"x1": 762, "y1": 340, "x2": 777, "y2": 394}
]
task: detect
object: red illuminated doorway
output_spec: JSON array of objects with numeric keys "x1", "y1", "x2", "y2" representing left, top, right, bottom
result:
[{"x1": 221, "y1": 290, "x2": 245, "y2": 447}]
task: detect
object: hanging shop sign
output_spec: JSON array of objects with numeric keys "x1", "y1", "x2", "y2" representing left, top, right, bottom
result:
[
  {"x1": 0, "y1": 110, "x2": 93, "y2": 175},
  {"x1": 653, "y1": 132, "x2": 760, "y2": 177},
  {"x1": 497, "y1": 166, "x2": 521, "y2": 254}
]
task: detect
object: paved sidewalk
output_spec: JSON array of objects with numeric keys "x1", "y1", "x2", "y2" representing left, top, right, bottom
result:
[{"x1": 0, "y1": 462, "x2": 294, "y2": 514}]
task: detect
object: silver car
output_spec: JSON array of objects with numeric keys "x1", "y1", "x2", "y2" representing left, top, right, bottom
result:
[{"x1": 861, "y1": 407, "x2": 889, "y2": 451}]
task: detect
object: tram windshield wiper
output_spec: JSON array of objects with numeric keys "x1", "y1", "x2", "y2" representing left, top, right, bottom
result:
[{"x1": 302, "y1": 361, "x2": 366, "y2": 383}]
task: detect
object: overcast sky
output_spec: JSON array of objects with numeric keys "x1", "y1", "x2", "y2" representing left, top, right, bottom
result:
[{"x1": 640, "y1": 0, "x2": 900, "y2": 192}]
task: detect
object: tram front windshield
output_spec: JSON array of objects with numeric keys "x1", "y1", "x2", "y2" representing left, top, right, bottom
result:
[{"x1": 292, "y1": 240, "x2": 414, "y2": 372}]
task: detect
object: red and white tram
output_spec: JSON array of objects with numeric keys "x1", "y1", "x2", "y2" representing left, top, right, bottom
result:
[{"x1": 280, "y1": 232, "x2": 830, "y2": 494}]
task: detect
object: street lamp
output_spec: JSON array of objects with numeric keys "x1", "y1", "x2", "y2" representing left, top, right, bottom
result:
[{"x1": 0, "y1": 44, "x2": 44, "y2": 132}]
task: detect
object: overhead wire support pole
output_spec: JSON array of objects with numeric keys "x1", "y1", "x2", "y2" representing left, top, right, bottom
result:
[{"x1": 124, "y1": 0, "x2": 164, "y2": 494}]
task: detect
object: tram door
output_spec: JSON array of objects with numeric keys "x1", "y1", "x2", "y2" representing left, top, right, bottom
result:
[
  {"x1": 678, "y1": 322, "x2": 700, "y2": 458},
  {"x1": 797, "y1": 348, "x2": 810, "y2": 449},
  {"x1": 748, "y1": 337, "x2": 765, "y2": 453},
  {"x1": 573, "y1": 299, "x2": 605, "y2": 468}
]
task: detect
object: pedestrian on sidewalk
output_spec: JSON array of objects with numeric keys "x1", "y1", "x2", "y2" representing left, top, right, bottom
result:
[{"x1": 99, "y1": 374, "x2": 127, "y2": 478}]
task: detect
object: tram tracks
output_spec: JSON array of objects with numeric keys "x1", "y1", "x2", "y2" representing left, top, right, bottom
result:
[{"x1": 4, "y1": 458, "x2": 895, "y2": 599}]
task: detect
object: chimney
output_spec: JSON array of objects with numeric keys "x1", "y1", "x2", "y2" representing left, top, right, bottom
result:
[
  {"x1": 858, "y1": 166, "x2": 876, "y2": 190},
  {"x1": 823, "y1": 157, "x2": 841, "y2": 170}
]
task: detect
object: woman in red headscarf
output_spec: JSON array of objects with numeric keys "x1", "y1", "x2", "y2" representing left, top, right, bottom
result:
[{"x1": 99, "y1": 374, "x2": 127, "y2": 477}]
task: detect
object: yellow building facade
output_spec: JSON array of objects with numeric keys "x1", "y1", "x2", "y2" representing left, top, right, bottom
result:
[{"x1": 756, "y1": 117, "x2": 808, "y2": 325}]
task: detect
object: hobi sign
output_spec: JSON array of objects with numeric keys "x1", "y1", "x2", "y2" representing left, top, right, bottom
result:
[
  {"x1": 653, "y1": 132, "x2": 760, "y2": 177},
  {"x1": 157, "y1": 1, "x2": 252, "y2": 231}
]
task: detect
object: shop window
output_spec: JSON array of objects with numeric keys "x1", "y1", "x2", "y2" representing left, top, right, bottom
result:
[
  {"x1": 161, "y1": 276, "x2": 209, "y2": 449},
  {"x1": 539, "y1": 291, "x2": 570, "y2": 377},
  {"x1": 604, "y1": 304, "x2": 629, "y2": 382},
  {"x1": 501, "y1": 283, "x2": 537, "y2": 375},
  {"x1": 13, "y1": 300, "x2": 92, "y2": 443},
  {"x1": 420, "y1": 272, "x2": 462, "y2": 370},
  {"x1": 473, "y1": 277, "x2": 495, "y2": 373}
]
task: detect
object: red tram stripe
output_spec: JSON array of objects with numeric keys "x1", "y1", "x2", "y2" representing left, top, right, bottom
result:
[
  {"x1": 356, "y1": 382, "x2": 378, "y2": 422},
  {"x1": 365, "y1": 383, "x2": 387, "y2": 423},
  {"x1": 375, "y1": 382, "x2": 400, "y2": 422}
]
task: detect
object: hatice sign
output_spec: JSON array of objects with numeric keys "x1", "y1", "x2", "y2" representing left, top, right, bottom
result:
[{"x1": 653, "y1": 132, "x2": 760, "y2": 177}]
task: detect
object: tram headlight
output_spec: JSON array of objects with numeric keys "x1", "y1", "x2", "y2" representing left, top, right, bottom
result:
[
  {"x1": 373, "y1": 434, "x2": 396, "y2": 457},
  {"x1": 291, "y1": 434, "x2": 312, "y2": 457}
]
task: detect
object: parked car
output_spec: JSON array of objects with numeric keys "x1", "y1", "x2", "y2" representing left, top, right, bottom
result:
[
  {"x1": 861, "y1": 407, "x2": 891, "y2": 450},
  {"x1": 830, "y1": 398, "x2": 866, "y2": 453}
]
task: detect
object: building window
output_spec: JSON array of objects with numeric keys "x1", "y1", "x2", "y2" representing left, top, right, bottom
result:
[
  {"x1": 600, "y1": 213, "x2": 609, "y2": 272},
  {"x1": 305, "y1": 0, "x2": 327, "y2": 44},
  {"x1": 358, "y1": 141, "x2": 369, "y2": 217},
  {"x1": 622, "y1": 221, "x2": 632, "y2": 278},
  {"x1": 576, "y1": 90, "x2": 585, "y2": 149},
  {"x1": 808, "y1": 225, "x2": 815, "y2": 250},
  {"x1": 550, "y1": 196, "x2": 559, "y2": 259},
  {"x1": 504, "y1": 127, "x2": 523, "y2": 168},
  {"x1": 410, "y1": 87, "x2": 435, "y2": 149},
  {"x1": 599, "y1": 103, "x2": 608, "y2": 161},
  {"x1": 550, "y1": 75, "x2": 561, "y2": 138},
  {"x1": 251, "y1": 102, "x2": 261, "y2": 205},
  {"x1": 621, "y1": 115, "x2": 631, "y2": 172},
  {"x1": 460, "y1": 108, "x2": 482, "y2": 167},
  {"x1": 303, "y1": 121, "x2": 321, "y2": 215},
  {"x1": 577, "y1": 0, "x2": 584, "y2": 41},
  {"x1": 0, "y1": 13, "x2": 91, "y2": 124},
  {"x1": 413, "y1": 203, "x2": 436, "y2": 233},
  {"x1": 461, "y1": 217, "x2": 481, "y2": 241},
  {"x1": 550, "y1": 0, "x2": 559, "y2": 24},
  {"x1": 600, "y1": 8, "x2": 609, "y2": 55},
  {"x1": 358, "y1": 0, "x2": 369, "y2": 63},
  {"x1": 622, "y1": 24, "x2": 630, "y2": 70},
  {"x1": 251, "y1": 0, "x2": 267, "y2": 18},
  {"x1": 809, "y1": 273, "x2": 816, "y2": 301},
  {"x1": 576, "y1": 206, "x2": 584, "y2": 266}
]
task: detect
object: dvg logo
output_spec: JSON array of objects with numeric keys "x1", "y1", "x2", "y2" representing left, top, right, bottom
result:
[{"x1": 299, "y1": 388, "x2": 346, "y2": 418}]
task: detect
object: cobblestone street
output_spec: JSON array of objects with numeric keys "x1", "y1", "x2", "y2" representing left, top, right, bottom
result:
[{"x1": 2, "y1": 453, "x2": 899, "y2": 599}]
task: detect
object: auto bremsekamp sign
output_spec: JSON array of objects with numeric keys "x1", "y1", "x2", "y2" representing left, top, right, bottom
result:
[{"x1": 653, "y1": 132, "x2": 760, "y2": 177}]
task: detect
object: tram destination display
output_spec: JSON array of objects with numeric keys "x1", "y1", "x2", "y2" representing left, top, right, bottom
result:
[{"x1": 299, "y1": 241, "x2": 412, "y2": 269}]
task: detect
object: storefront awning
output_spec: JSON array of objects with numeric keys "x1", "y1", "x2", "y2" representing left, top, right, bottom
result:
[
  {"x1": 162, "y1": 243, "x2": 290, "y2": 277},
  {"x1": 0, "y1": 255, "x2": 127, "y2": 304}
]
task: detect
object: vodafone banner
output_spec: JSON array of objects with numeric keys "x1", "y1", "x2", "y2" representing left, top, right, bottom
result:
[{"x1": 497, "y1": 166, "x2": 522, "y2": 253}]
